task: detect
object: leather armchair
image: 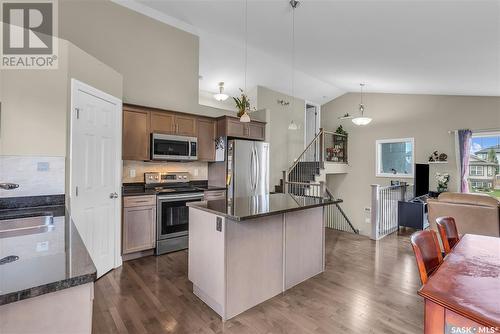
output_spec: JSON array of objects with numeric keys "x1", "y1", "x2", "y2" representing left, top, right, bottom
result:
[{"x1": 427, "y1": 192, "x2": 499, "y2": 237}]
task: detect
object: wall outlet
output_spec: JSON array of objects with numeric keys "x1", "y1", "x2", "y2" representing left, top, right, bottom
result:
[
  {"x1": 37, "y1": 162, "x2": 49, "y2": 172},
  {"x1": 129, "y1": 169, "x2": 136, "y2": 178}
]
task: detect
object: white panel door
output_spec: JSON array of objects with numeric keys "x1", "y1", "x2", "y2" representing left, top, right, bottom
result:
[{"x1": 70, "y1": 79, "x2": 122, "y2": 278}]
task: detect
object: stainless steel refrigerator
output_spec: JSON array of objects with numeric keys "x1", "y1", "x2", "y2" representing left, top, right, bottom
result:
[{"x1": 227, "y1": 139, "x2": 269, "y2": 198}]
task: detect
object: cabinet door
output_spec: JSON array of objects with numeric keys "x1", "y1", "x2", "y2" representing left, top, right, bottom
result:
[
  {"x1": 175, "y1": 114, "x2": 197, "y2": 136},
  {"x1": 123, "y1": 205, "x2": 156, "y2": 254},
  {"x1": 197, "y1": 118, "x2": 216, "y2": 161},
  {"x1": 150, "y1": 111, "x2": 175, "y2": 134},
  {"x1": 226, "y1": 118, "x2": 247, "y2": 138},
  {"x1": 248, "y1": 122, "x2": 265, "y2": 141},
  {"x1": 123, "y1": 108, "x2": 150, "y2": 160}
]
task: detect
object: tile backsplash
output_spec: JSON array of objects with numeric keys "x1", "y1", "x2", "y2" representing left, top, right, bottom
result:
[
  {"x1": 0, "y1": 156, "x2": 65, "y2": 198},
  {"x1": 123, "y1": 160, "x2": 209, "y2": 183}
]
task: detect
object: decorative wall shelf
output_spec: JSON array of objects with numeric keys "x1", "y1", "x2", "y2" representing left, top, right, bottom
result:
[{"x1": 428, "y1": 161, "x2": 449, "y2": 164}]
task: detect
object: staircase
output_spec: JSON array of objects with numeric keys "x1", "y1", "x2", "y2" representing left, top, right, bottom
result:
[{"x1": 275, "y1": 128, "x2": 358, "y2": 234}]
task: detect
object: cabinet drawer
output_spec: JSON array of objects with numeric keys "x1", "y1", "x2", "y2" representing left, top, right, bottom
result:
[
  {"x1": 124, "y1": 195, "x2": 156, "y2": 208},
  {"x1": 204, "y1": 190, "x2": 226, "y2": 201}
]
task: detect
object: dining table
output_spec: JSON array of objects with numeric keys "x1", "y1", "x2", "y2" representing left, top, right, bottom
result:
[{"x1": 418, "y1": 234, "x2": 500, "y2": 333}]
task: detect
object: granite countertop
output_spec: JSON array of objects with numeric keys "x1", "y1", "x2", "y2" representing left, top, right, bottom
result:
[
  {"x1": 188, "y1": 193, "x2": 340, "y2": 221},
  {"x1": 0, "y1": 196, "x2": 96, "y2": 306}
]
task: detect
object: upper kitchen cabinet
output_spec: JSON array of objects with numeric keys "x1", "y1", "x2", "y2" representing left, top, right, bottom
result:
[
  {"x1": 175, "y1": 114, "x2": 197, "y2": 136},
  {"x1": 150, "y1": 111, "x2": 175, "y2": 134},
  {"x1": 216, "y1": 116, "x2": 266, "y2": 141},
  {"x1": 123, "y1": 105, "x2": 150, "y2": 161},
  {"x1": 197, "y1": 118, "x2": 216, "y2": 161},
  {"x1": 150, "y1": 111, "x2": 196, "y2": 137}
]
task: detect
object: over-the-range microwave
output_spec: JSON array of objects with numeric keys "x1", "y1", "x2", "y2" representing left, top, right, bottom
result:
[{"x1": 151, "y1": 133, "x2": 197, "y2": 161}]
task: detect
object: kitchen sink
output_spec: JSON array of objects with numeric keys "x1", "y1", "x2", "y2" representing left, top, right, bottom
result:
[{"x1": 0, "y1": 215, "x2": 54, "y2": 239}]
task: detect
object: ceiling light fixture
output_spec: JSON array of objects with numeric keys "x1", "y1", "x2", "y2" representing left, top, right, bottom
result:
[
  {"x1": 213, "y1": 82, "x2": 229, "y2": 101},
  {"x1": 288, "y1": 0, "x2": 299, "y2": 131},
  {"x1": 352, "y1": 83, "x2": 372, "y2": 126}
]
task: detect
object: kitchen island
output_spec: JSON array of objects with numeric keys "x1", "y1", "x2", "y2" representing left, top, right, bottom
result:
[
  {"x1": 188, "y1": 193, "x2": 338, "y2": 320},
  {"x1": 0, "y1": 197, "x2": 96, "y2": 334}
]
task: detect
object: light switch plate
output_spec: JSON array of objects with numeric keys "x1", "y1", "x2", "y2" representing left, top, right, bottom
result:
[{"x1": 129, "y1": 169, "x2": 136, "y2": 178}]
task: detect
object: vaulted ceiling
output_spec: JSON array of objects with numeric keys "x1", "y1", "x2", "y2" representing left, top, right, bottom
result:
[{"x1": 117, "y1": 0, "x2": 500, "y2": 104}]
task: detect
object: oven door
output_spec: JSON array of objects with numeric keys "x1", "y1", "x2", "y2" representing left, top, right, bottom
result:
[
  {"x1": 157, "y1": 193, "x2": 203, "y2": 240},
  {"x1": 151, "y1": 133, "x2": 197, "y2": 161}
]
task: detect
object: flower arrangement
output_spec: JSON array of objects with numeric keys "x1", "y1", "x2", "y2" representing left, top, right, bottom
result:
[
  {"x1": 233, "y1": 88, "x2": 255, "y2": 117},
  {"x1": 435, "y1": 172, "x2": 450, "y2": 192}
]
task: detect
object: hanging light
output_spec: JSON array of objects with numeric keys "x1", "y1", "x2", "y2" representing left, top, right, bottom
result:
[
  {"x1": 288, "y1": 120, "x2": 298, "y2": 130},
  {"x1": 288, "y1": 0, "x2": 299, "y2": 131},
  {"x1": 352, "y1": 83, "x2": 372, "y2": 126},
  {"x1": 239, "y1": 0, "x2": 250, "y2": 123},
  {"x1": 213, "y1": 82, "x2": 229, "y2": 101}
]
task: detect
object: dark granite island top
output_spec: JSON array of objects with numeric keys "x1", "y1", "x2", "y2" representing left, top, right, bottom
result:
[
  {"x1": 0, "y1": 201, "x2": 96, "y2": 306},
  {"x1": 187, "y1": 193, "x2": 340, "y2": 221}
]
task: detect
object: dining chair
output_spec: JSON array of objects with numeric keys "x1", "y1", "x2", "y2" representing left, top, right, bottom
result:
[
  {"x1": 410, "y1": 230, "x2": 443, "y2": 284},
  {"x1": 436, "y1": 216, "x2": 460, "y2": 255}
]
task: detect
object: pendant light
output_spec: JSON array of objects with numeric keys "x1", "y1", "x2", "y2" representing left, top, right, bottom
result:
[
  {"x1": 239, "y1": 0, "x2": 251, "y2": 123},
  {"x1": 352, "y1": 83, "x2": 372, "y2": 126},
  {"x1": 288, "y1": 0, "x2": 299, "y2": 131},
  {"x1": 213, "y1": 82, "x2": 229, "y2": 101}
]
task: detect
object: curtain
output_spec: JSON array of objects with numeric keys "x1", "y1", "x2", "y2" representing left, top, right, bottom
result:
[{"x1": 457, "y1": 129, "x2": 472, "y2": 193}]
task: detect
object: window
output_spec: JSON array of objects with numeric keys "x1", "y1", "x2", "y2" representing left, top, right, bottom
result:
[
  {"x1": 376, "y1": 138, "x2": 414, "y2": 178},
  {"x1": 488, "y1": 167, "x2": 494, "y2": 176},
  {"x1": 470, "y1": 166, "x2": 484, "y2": 176}
]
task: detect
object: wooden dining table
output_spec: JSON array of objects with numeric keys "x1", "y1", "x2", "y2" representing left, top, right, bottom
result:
[{"x1": 418, "y1": 234, "x2": 500, "y2": 333}]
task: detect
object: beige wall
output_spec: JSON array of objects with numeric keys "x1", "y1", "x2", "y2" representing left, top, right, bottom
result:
[
  {"x1": 321, "y1": 93, "x2": 500, "y2": 235},
  {"x1": 256, "y1": 86, "x2": 306, "y2": 189},
  {"x1": 0, "y1": 42, "x2": 69, "y2": 156},
  {"x1": 59, "y1": 0, "x2": 202, "y2": 115}
]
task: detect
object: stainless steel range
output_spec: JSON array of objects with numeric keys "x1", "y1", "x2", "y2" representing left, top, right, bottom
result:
[{"x1": 145, "y1": 172, "x2": 203, "y2": 255}]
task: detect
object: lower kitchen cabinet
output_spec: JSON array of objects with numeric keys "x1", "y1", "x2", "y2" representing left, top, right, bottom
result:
[{"x1": 122, "y1": 195, "x2": 156, "y2": 255}]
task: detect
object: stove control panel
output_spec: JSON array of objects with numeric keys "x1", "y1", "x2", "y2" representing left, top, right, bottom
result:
[{"x1": 145, "y1": 172, "x2": 190, "y2": 184}]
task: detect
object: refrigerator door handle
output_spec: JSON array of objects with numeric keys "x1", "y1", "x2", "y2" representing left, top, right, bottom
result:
[
  {"x1": 250, "y1": 148, "x2": 255, "y2": 192},
  {"x1": 251, "y1": 147, "x2": 257, "y2": 191},
  {"x1": 254, "y1": 145, "x2": 260, "y2": 192}
]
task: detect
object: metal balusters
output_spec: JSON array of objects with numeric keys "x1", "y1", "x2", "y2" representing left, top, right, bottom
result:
[{"x1": 370, "y1": 184, "x2": 410, "y2": 240}]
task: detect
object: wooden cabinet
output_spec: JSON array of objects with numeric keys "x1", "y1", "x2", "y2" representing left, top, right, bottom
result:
[
  {"x1": 217, "y1": 116, "x2": 266, "y2": 141},
  {"x1": 123, "y1": 107, "x2": 150, "y2": 161},
  {"x1": 248, "y1": 122, "x2": 266, "y2": 140},
  {"x1": 150, "y1": 111, "x2": 175, "y2": 134},
  {"x1": 175, "y1": 114, "x2": 197, "y2": 136},
  {"x1": 197, "y1": 118, "x2": 216, "y2": 161},
  {"x1": 122, "y1": 195, "x2": 156, "y2": 255}
]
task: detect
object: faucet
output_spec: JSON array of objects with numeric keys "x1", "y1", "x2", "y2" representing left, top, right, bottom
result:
[{"x1": 0, "y1": 183, "x2": 19, "y2": 190}]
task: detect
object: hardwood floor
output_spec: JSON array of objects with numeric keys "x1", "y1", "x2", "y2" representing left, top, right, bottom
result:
[{"x1": 92, "y1": 229, "x2": 424, "y2": 334}]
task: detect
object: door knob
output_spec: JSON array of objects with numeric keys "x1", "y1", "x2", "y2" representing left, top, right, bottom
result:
[{"x1": 109, "y1": 192, "x2": 119, "y2": 199}]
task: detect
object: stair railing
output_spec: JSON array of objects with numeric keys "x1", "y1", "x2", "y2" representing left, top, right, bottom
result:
[
  {"x1": 283, "y1": 129, "x2": 358, "y2": 234},
  {"x1": 370, "y1": 184, "x2": 414, "y2": 240}
]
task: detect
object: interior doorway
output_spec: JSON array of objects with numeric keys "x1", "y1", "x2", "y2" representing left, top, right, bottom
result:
[
  {"x1": 70, "y1": 79, "x2": 122, "y2": 278},
  {"x1": 305, "y1": 102, "x2": 320, "y2": 161}
]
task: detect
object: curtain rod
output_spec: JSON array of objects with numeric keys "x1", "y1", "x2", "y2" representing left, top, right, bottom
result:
[{"x1": 447, "y1": 128, "x2": 500, "y2": 134}]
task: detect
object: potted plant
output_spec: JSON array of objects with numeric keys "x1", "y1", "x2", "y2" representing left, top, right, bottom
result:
[
  {"x1": 233, "y1": 88, "x2": 254, "y2": 118},
  {"x1": 436, "y1": 172, "x2": 450, "y2": 192}
]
